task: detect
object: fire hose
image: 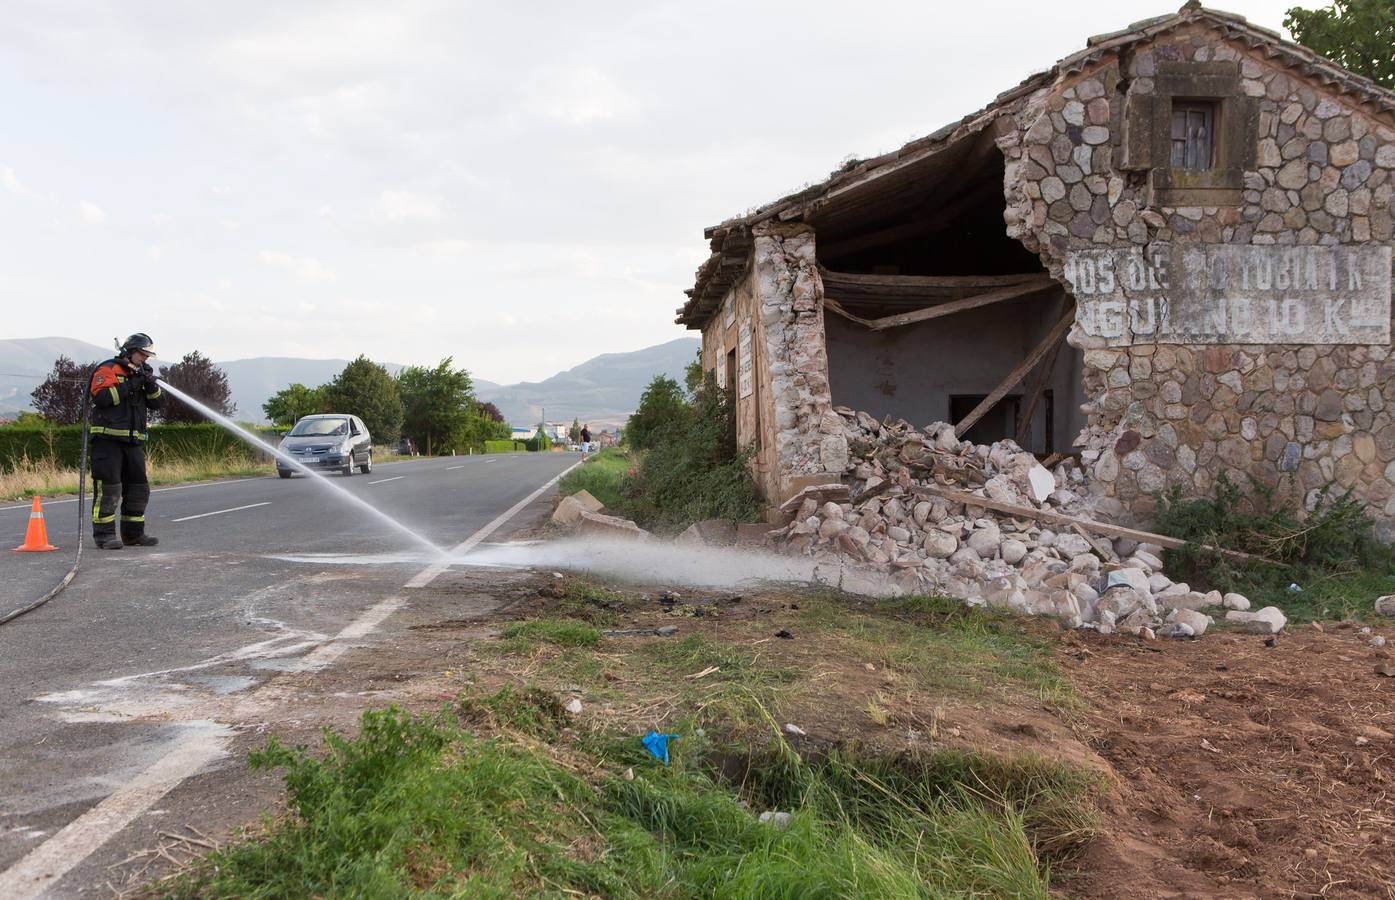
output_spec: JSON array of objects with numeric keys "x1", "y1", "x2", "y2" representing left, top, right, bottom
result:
[{"x1": 0, "y1": 381, "x2": 92, "y2": 626}]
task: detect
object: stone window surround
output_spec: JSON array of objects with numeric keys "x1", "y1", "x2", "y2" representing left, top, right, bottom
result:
[{"x1": 1123, "y1": 60, "x2": 1260, "y2": 207}]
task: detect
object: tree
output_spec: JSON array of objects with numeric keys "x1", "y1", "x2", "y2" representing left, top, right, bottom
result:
[
  {"x1": 478, "y1": 401, "x2": 505, "y2": 423},
  {"x1": 1287, "y1": 0, "x2": 1395, "y2": 89},
  {"x1": 157, "y1": 351, "x2": 235, "y2": 424},
  {"x1": 569, "y1": 417, "x2": 581, "y2": 443},
  {"x1": 30, "y1": 355, "x2": 94, "y2": 425},
  {"x1": 624, "y1": 375, "x2": 688, "y2": 451},
  {"x1": 263, "y1": 383, "x2": 325, "y2": 427},
  {"x1": 322, "y1": 355, "x2": 403, "y2": 442},
  {"x1": 396, "y1": 358, "x2": 474, "y2": 455}
]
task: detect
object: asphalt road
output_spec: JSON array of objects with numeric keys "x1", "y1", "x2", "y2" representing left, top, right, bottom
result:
[{"x1": 0, "y1": 451, "x2": 578, "y2": 897}]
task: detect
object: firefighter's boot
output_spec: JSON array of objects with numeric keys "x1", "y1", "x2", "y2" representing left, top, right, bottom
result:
[{"x1": 123, "y1": 534, "x2": 159, "y2": 547}]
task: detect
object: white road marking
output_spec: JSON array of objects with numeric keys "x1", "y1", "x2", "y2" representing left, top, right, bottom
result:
[
  {"x1": 170, "y1": 502, "x2": 271, "y2": 523},
  {"x1": 366, "y1": 476, "x2": 403, "y2": 485},
  {"x1": 0, "y1": 725, "x2": 230, "y2": 899},
  {"x1": 1, "y1": 460, "x2": 578, "y2": 896},
  {"x1": 445, "y1": 465, "x2": 465, "y2": 470},
  {"x1": 404, "y1": 459, "x2": 581, "y2": 589}
]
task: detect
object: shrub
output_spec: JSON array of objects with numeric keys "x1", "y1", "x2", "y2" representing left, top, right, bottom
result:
[
  {"x1": 1152, "y1": 473, "x2": 1395, "y2": 620},
  {"x1": 483, "y1": 439, "x2": 518, "y2": 454},
  {"x1": 619, "y1": 372, "x2": 762, "y2": 534}
]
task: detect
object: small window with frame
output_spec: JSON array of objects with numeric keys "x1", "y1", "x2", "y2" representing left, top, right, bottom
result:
[{"x1": 1170, "y1": 100, "x2": 1217, "y2": 170}]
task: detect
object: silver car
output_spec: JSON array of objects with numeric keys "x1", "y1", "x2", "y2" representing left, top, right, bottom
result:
[{"x1": 276, "y1": 414, "x2": 373, "y2": 477}]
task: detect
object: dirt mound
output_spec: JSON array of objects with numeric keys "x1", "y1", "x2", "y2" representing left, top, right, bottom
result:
[{"x1": 1059, "y1": 623, "x2": 1395, "y2": 898}]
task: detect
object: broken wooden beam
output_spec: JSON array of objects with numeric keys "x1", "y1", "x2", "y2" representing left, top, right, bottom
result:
[
  {"x1": 913, "y1": 483, "x2": 1269, "y2": 564},
  {"x1": 954, "y1": 305, "x2": 1075, "y2": 438},
  {"x1": 1014, "y1": 336, "x2": 1064, "y2": 447},
  {"x1": 864, "y1": 277, "x2": 1058, "y2": 332}
]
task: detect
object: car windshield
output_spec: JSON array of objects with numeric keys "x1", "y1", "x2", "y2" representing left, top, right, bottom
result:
[{"x1": 289, "y1": 418, "x2": 349, "y2": 437}]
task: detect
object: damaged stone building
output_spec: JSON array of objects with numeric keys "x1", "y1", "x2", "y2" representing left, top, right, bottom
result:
[{"x1": 678, "y1": 2, "x2": 1395, "y2": 529}]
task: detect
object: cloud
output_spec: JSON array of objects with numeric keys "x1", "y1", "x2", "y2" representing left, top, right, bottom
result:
[
  {"x1": 380, "y1": 189, "x2": 442, "y2": 221},
  {"x1": 257, "y1": 249, "x2": 333, "y2": 281},
  {"x1": 77, "y1": 200, "x2": 106, "y2": 224},
  {"x1": 523, "y1": 66, "x2": 637, "y2": 125}
]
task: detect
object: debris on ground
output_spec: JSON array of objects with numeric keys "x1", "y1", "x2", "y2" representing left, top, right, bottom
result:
[{"x1": 764, "y1": 411, "x2": 1259, "y2": 638}]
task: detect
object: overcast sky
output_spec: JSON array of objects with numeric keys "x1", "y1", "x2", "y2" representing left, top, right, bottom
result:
[{"x1": 1, "y1": 1, "x2": 1296, "y2": 383}]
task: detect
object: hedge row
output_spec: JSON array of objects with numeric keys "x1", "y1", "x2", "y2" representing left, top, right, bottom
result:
[
  {"x1": 483, "y1": 440, "x2": 528, "y2": 454},
  {"x1": 0, "y1": 424, "x2": 283, "y2": 469}
]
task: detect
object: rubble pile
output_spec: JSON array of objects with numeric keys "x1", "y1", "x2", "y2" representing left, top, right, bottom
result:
[{"x1": 767, "y1": 407, "x2": 1286, "y2": 638}]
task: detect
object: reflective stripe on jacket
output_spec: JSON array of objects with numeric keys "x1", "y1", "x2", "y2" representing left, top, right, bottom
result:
[{"x1": 89, "y1": 357, "x2": 163, "y2": 442}]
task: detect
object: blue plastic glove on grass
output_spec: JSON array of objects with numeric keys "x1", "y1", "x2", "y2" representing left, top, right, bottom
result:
[{"x1": 642, "y1": 730, "x2": 679, "y2": 765}]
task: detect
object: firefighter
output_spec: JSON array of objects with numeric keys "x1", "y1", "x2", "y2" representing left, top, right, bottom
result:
[{"x1": 88, "y1": 333, "x2": 164, "y2": 549}]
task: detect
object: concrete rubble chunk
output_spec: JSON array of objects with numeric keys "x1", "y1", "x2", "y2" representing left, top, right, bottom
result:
[
  {"x1": 675, "y1": 518, "x2": 738, "y2": 547},
  {"x1": 1376, "y1": 595, "x2": 1395, "y2": 617},
  {"x1": 1225, "y1": 606, "x2": 1288, "y2": 634},
  {"x1": 552, "y1": 490, "x2": 605, "y2": 527},
  {"x1": 1223, "y1": 592, "x2": 1252, "y2": 611},
  {"x1": 1166, "y1": 607, "x2": 1212, "y2": 636},
  {"x1": 575, "y1": 510, "x2": 652, "y2": 542}
]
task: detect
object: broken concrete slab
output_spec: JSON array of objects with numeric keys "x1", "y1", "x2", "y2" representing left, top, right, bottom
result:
[
  {"x1": 575, "y1": 510, "x2": 651, "y2": 542},
  {"x1": 675, "y1": 518, "x2": 738, "y2": 547},
  {"x1": 552, "y1": 490, "x2": 605, "y2": 527}
]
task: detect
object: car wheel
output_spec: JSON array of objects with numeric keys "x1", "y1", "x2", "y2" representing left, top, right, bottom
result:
[
  {"x1": 360, "y1": 451, "x2": 372, "y2": 475},
  {"x1": 342, "y1": 456, "x2": 354, "y2": 476},
  {"x1": 278, "y1": 468, "x2": 293, "y2": 479}
]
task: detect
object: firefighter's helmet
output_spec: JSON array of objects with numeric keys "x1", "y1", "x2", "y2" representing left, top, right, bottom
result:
[{"x1": 118, "y1": 333, "x2": 156, "y2": 357}]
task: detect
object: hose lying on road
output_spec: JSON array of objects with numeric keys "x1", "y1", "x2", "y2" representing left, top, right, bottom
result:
[{"x1": 0, "y1": 385, "x2": 91, "y2": 627}]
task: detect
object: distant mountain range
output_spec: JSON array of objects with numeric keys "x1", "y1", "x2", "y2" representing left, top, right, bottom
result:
[{"x1": 0, "y1": 336, "x2": 699, "y2": 430}]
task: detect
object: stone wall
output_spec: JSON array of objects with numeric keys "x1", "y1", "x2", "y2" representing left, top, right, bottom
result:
[
  {"x1": 749, "y1": 223, "x2": 846, "y2": 503},
  {"x1": 999, "y1": 21, "x2": 1395, "y2": 525}
]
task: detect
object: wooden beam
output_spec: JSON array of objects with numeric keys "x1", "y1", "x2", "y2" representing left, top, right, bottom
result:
[
  {"x1": 819, "y1": 268, "x2": 1046, "y2": 290},
  {"x1": 822, "y1": 297, "x2": 875, "y2": 328},
  {"x1": 914, "y1": 483, "x2": 1269, "y2": 564},
  {"x1": 1014, "y1": 336, "x2": 1064, "y2": 447},
  {"x1": 864, "y1": 277, "x2": 1057, "y2": 332},
  {"x1": 954, "y1": 305, "x2": 1075, "y2": 438}
]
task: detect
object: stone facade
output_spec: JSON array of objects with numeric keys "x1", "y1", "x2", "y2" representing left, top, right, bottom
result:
[
  {"x1": 685, "y1": 7, "x2": 1395, "y2": 529},
  {"x1": 998, "y1": 19, "x2": 1395, "y2": 523}
]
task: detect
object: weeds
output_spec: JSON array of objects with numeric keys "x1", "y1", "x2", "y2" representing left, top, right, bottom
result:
[
  {"x1": 1153, "y1": 473, "x2": 1395, "y2": 621},
  {"x1": 166, "y1": 698, "x2": 1095, "y2": 898},
  {"x1": 558, "y1": 448, "x2": 629, "y2": 509},
  {"x1": 498, "y1": 618, "x2": 601, "y2": 650}
]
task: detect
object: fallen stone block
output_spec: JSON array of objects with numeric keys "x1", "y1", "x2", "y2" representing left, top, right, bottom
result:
[
  {"x1": 675, "y1": 518, "x2": 738, "y2": 547},
  {"x1": 1167, "y1": 607, "x2": 1212, "y2": 636},
  {"x1": 1376, "y1": 595, "x2": 1395, "y2": 617},
  {"x1": 552, "y1": 490, "x2": 605, "y2": 527},
  {"x1": 1225, "y1": 606, "x2": 1287, "y2": 634},
  {"x1": 575, "y1": 510, "x2": 651, "y2": 541}
]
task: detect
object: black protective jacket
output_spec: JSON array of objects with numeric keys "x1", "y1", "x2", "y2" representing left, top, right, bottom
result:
[{"x1": 89, "y1": 357, "x2": 163, "y2": 442}]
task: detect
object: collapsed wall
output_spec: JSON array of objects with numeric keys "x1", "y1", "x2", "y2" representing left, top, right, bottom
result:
[{"x1": 766, "y1": 408, "x2": 1285, "y2": 638}]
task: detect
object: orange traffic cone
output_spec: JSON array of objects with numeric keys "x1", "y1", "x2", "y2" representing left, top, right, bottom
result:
[{"x1": 14, "y1": 496, "x2": 58, "y2": 552}]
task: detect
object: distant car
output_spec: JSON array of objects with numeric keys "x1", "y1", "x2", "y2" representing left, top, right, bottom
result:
[{"x1": 276, "y1": 414, "x2": 373, "y2": 478}]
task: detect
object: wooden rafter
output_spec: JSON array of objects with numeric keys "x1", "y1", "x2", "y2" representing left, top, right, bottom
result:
[
  {"x1": 860, "y1": 277, "x2": 1057, "y2": 332},
  {"x1": 954, "y1": 305, "x2": 1076, "y2": 439},
  {"x1": 1013, "y1": 335, "x2": 1064, "y2": 448}
]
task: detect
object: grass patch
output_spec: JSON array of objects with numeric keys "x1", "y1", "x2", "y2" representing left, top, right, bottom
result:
[
  {"x1": 163, "y1": 699, "x2": 1095, "y2": 898},
  {"x1": 803, "y1": 593, "x2": 1075, "y2": 709},
  {"x1": 0, "y1": 446, "x2": 273, "y2": 501},
  {"x1": 1152, "y1": 474, "x2": 1395, "y2": 622},
  {"x1": 498, "y1": 618, "x2": 601, "y2": 649},
  {"x1": 558, "y1": 448, "x2": 629, "y2": 509}
]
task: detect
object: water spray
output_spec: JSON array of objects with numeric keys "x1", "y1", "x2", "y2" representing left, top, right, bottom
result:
[{"x1": 154, "y1": 380, "x2": 448, "y2": 559}]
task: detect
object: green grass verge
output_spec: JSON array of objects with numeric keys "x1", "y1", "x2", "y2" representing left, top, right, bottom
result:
[
  {"x1": 557, "y1": 447, "x2": 629, "y2": 509},
  {"x1": 802, "y1": 594, "x2": 1076, "y2": 709},
  {"x1": 162, "y1": 698, "x2": 1095, "y2": 898}
]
